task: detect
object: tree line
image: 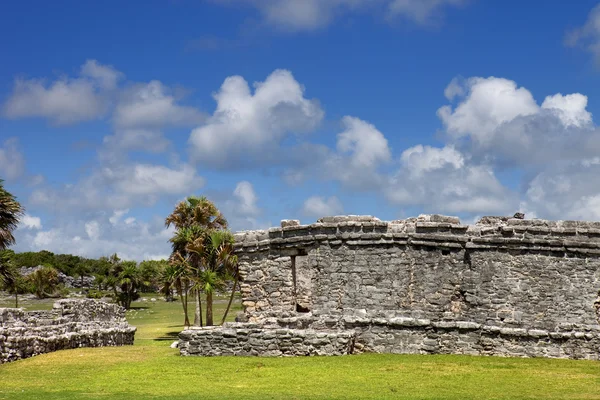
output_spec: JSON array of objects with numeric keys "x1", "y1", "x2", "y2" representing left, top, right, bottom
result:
[{"x1": 0, "y1": 179, "x2": 241, "y2": 327}]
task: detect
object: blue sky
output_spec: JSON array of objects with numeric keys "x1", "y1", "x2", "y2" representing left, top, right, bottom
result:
[{"x1": 3, "y1": 0, "x2": 600, "y2": 260}]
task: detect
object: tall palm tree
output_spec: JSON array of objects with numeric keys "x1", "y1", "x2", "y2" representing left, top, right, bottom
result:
[
  {"x1": 187, "y1": 230, "x2": 237, "y2": 326},
  {"x1": 0, "y1": 179, "x2": 24, "y2": 250},
  {"x1": 166, "y1": 196, "x2": 228, "y2": 327}
]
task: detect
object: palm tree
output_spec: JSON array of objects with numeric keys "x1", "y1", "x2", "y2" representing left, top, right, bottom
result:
[
  {"x1": 0, "y1": 179, "x2": 24, "y2": 250},
  {"x1": 27, "y1": 266, "x2": 59, "y2": 299},
  {"x1": 166, "y1": 196, "x2": 228, "y2": 327},
  {"x1": 168, "y1": 252, "x2": 191, "y2": 326},
  {"x1": 187, "y1": 230, "x2": 237, "y2": 326}
]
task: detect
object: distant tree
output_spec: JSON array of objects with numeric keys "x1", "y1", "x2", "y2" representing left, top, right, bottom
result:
[
  {"x1": 0, "y1": 250, "x2": 27, "y2": 307},
  {"x1": 138, "y1": 260, "x2": 167, "y2": 293},
  {"x1": 73, "y1": 260, "x2": 91, "y2": 288},
  {"x1": 117, "y1": 261, "x2": 142, "y2": 309},
  {"x1": 27, "y1": 266, "x2": 60, "y2": 299},
  {"x1": 0, "y1": 180, "x2": 24, "y2": 250}
]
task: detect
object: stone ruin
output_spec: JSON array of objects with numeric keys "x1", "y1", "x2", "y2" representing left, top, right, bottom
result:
[
  {"x1": 1, "y1": 299, "x2": 136, "y2": 363},
  {"x1": 178, "y1": 214, "x2": 600, "y2": 360}
]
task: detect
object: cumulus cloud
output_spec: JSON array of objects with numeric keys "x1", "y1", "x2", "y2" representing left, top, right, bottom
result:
[
  {"x1": 221, "y1": 181, "x2": 271, "y2": 232},
  {"x1": 15, "y1": 214, "x2": 174, "y2": 261},
  {"x1": 114, "y1": 81, "x2": 205, "y2": 129},
  {"x1": 522, "y1": 159, "x2": 600, "y2": 221},
  {"x1": 386, "y1": 145, "x2": 515, "y2": 214},
  {"x1": 437, "y1": 76, "x2": 599, "y2": 167},
  {"x1": 189, "y1": 69, "x2": 323, "y2": 168},
  {"x1": 30, "y1": 163, "x2": 204, "y2": 212},
  {"x1": 0, "y1": 138, "x2": 25, "y2": 181},
  {"x1": 211, "y1": 0, "x2": 466, "y2": 31},
  {"x1": 2, "y1": 60, "x2": 120, "y2": 125},
  {"x1": 565, "y1": 4, "x2": 600, "y2": 64},
  {"x1": 232, "y1": 181, "x2": 260, "y2": 216},
  {"x1": 302, "y1": 196, "x2": 344, "y2": 217},
  {"x1": 20, "y1": 214, "x2": 42, "y2": 230},
  {"x1": 102, "y1": 129, "x2": 172, "y2": 155}
]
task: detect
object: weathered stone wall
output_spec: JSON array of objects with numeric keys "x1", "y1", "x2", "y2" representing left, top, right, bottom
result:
[
  {"x1": 0, "y1": 299, "x2": 136, "y2": 364},
  {"x1": 179, "y1": 215, "x2": 600, "y2": 359},
  {"x1": 179, "y1": 323, "x2": 355, "y2": 357}
]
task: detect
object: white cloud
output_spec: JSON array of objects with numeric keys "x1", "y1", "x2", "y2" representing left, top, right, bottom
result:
[
  {"x1": 386, "y1": 145, "x2": 515, "y2": 214},
  {"x1": 2, "y1": 60, "x2": 118, "y2": 125},
  {"x1": 102, "y1": 130, "x2": 171, "y2": 155},
  {"x1": 221, "y1": 181, "x2": 271, "y2": 231},
  {"x1": 565, "y1": 4, "x2": 600, "y2": 64},
  {"x1": 17, "y1": 215, "x2": 174, "y2": 261},
  {"x1": 211, "y1": 0, "x2": 466, "y2": 31},
  {"x1": 189, "y1": 69, "x2": 323, "y2": 168},
  {"x1": 80, "y1": 59, "x2": 122, "y2": 90},
  {"x1": 0, "y1": 138, "x2": 25, "y2": 180},
  {"x1": 336, "y1": 116, "x2": 391, "y2": 169},
  {"x1": 400, "y1": 144, "x2": 463, "y2": 175},
  {"x1": 20, "y1": 214, "x2": 42, "y2": 230},
  {"x1": 109, "y1": 209, "x2": 129, "y2": 225},
  {"x1": 114, "y1": 81, "x2": 204, "y2": 129},
  {"x1": 437, "y1": 77, "x2": 539, "y2": 144},
  {"x1": 302, "y1": 196, "x2": 344, "y2": 217},
  {"x1": 541, "y1": 93, "x2": 592, "y2": 128},
  {"x1": 437, "y1": 76, "x2": 600, "y2": 167},
  {"x1": 85, "y1": 221, "x2": 101, "y2": 240},
  {"x1": 30, "y1": 163, "x2": 204, "y2": 212},
  {"x1": 522, "y1": 159, "x2": 600, "y2": 221},
  {"x1": 108, "y1": 164, "x2": 204, "y2": 196},
  {"x1": 233, "y1": 181, "x2": 260, "y2": 216}
]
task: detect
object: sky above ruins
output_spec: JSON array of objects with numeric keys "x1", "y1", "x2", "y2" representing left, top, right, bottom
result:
[{"x1": 3, "y1": 0, "x2": 600, "y2": 260}]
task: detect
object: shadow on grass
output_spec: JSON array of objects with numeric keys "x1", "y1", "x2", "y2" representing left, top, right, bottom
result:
[
  {"x1": 128, "y1": 306, "x2": 150, "y2": 310},
  {"x1": 154, "y1": 331, "x2": 181, "y2": 341}
]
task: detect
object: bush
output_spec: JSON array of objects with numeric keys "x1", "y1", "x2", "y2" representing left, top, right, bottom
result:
[{"x1": 87, "y1": 289, "x2": 108, "y2": 299}]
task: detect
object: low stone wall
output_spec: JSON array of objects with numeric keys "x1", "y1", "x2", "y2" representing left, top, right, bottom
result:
[
  {"x1": 179, "y1": 323, "x2": 355, "y2": 357},
  {"x1": 345, "y1": 316, "x2": 600, "y2": 360},
  {"x1": 0, "y1": 299, "x2": 136, "y2": 364},
  {"x1": 178, "y1": 314, "x2": 600, "y2": 359}
]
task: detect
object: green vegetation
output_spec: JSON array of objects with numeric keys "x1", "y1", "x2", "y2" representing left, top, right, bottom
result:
[
  {"x1": 1, "y1": 294, "x2": 599, "y2": 399},
  {"x1": 166, "y1": 196, "x2": 238, "y2": 326}
]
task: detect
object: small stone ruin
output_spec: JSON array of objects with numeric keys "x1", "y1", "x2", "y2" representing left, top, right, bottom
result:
[
  {"x1": 0, "y1": 299, "x2": 136, "y2": 363},
  {"x1": 179, "y1": 214, "x2": 600, "y2": 359}
]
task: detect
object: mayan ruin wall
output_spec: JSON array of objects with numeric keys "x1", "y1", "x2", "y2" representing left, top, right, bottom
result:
[
  {"x1": 1, "y1": 299, "x2": 136, "y2": 363},
  {"x1": 179, "y1": 215, "x2": 600, "y2": 360}
]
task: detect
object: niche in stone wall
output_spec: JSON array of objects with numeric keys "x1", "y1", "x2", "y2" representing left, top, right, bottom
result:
[{"x1": 291, "y1": 250, "x2": 312, "y2": 313}]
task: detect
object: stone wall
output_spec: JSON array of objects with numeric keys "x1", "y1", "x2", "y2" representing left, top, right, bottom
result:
[
  {"x1": 179, "y1": 323, "x2": 355, "y2": 357},
  {"x1": 0, "y1": 299, "x2": 136, "y2": 364},
  {"x1": 178, "y1": 215, "x2": 600, "y2": 359}
]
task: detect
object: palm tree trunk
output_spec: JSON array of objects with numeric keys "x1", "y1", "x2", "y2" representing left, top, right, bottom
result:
[
  {"x1": 194, "y1": 288, "x2": 201, "y2": 327},
  {"x1": 221, "y1": 277, "x2": 238, "y2": 325},
  {"x1": 181, "y1": 280, "x2": 190, "y2": 327},
  {"x1": 206, "y1": 291, "x2": 213, "y2": 326}
]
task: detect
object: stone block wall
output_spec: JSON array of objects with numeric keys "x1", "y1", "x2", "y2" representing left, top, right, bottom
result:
[
  {"x1": 179, "y1": 323, "x2": 355, "y2": 357},
  {"x1": 179, "y1": 215, "x2": 600, "y2": 359},
  {"x1": 0, "y1": 299, "x2": 136, "y2": 364}
]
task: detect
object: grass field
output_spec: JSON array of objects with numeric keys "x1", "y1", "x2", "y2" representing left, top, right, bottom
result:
[{"x1": 1, "y1": 294, "x2": 600, "y2": 399}]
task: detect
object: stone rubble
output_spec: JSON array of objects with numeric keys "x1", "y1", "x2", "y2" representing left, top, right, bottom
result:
[{"x1": 0, "y1": 299, "x2": 136, "y2": 364}]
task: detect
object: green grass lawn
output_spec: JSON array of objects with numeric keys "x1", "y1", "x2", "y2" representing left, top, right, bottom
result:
[{"x1": 1, "y1": 294, "x2": 599, "y2": 400}]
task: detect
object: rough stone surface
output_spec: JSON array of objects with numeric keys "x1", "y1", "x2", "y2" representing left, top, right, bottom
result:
[
  {"x1": 180, "y1": 215, "x2": 600, "y2": 359},
  {"x1": 1, "y1": 299, "x2": 136, "y2": 364},
  {"x1": 179, "y1": 323, "x2": 355, "y2": 357}
]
